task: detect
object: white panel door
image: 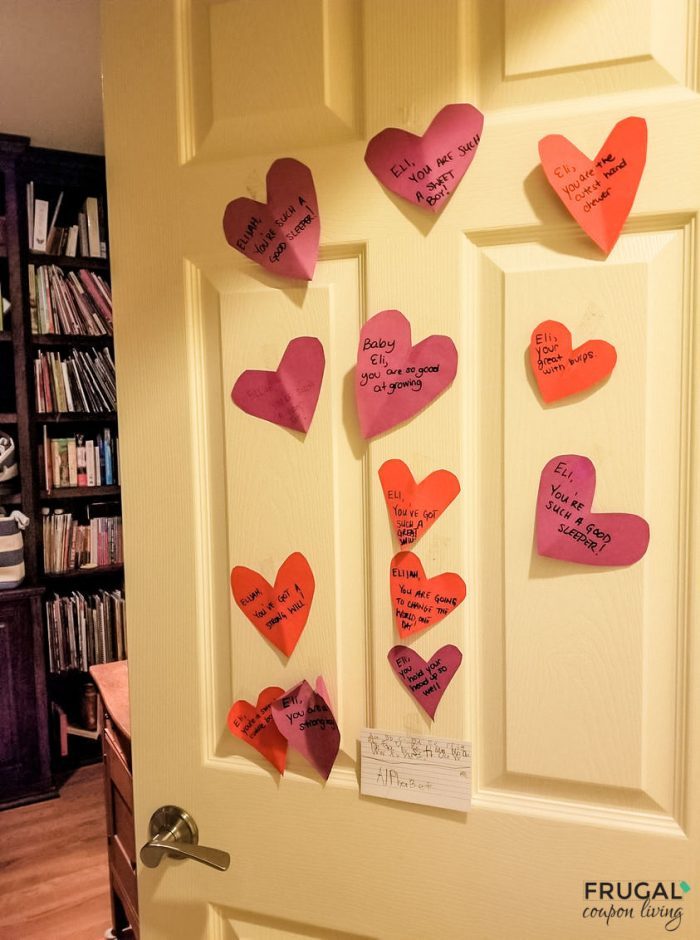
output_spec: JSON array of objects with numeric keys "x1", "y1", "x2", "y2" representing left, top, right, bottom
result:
[{"x1": 101, "y1": 1, "x2": 700, "y2": 937}]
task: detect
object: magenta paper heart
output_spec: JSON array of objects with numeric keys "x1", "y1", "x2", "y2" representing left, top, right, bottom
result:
[
  {"x1": 223, "y1": 158, "x2": 320, "y2": 280},
  {"x1": 231, "y1": 337, "x2": 325, "y2": 432},
  {"x1": 364, "y1": 104, "x2": 484, "y2": 213},
  {"x1": 536, "y1": 455, "x2": 650, "y2": 566},
  {"x1": 271, "y1": 678, "x2": 340, "y2": 780},
  {"x1": 355, "y1": 309, "x2": 458, "y2": 439},
  {"x1": 388, "y1": 645, "x2": 462, "y2": 720}
]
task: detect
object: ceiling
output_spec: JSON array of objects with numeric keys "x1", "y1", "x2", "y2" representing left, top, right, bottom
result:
[{"x1": 0, "y1": 0, "x2": 104, "y2": 154}]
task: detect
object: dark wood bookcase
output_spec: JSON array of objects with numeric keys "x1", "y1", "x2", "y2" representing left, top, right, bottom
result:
[{"x1": 0, "y1": 133, "x2": 124, "y2": 808}]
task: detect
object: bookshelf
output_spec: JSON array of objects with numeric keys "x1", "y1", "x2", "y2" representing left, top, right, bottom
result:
[{"x1": 0, "y1": 133, "x2": 125, "y2": 808}]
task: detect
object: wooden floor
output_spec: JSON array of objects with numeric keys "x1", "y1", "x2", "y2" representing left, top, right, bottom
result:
[{"x1": 0, "y1": 763, "x2": 113, "y2": 940}]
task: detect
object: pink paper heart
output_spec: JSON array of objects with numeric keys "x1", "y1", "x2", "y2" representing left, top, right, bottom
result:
[
  {"x1": 364, "y1": 104, "x2": 484, "y2": 213},
  {"x1": 271, "y1": 678, "x2": 340, "y2": 780},
  {"x1": 223, "y1": 158, "x2": 320, "y2": 280},
  {"x1": 536, "y1": 455, "x2": 650, "y2": 567},
  {"x1": 387, "y1": 645, "x2": 462, "y2": 720},
  {"x1": 231, "y1": 337, "x2": 325, "y2": 432},
  {"x1": 355, "y1": 309, "x2": 458, "y2": 439}
]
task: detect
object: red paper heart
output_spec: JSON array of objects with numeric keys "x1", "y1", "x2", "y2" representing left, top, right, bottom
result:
[
  {"x1": 231, "y1": 553, "x2": 315, "y2": 656},
  {"x1": 365, "y1": 104, "x2": 484, "y2": 213},
  {"x1": 355, "y1": 309, "x2": 458, "y2": 438},
  {"x1": 227, "y1": 686, "x2": 287, "y2": 774},
  {"x1": 539, "y1": 117, "x2": 646, "y2": 255},
  {"x1": 390, "y1": 551, "x2": 466, "y2": 638},
  {"x1": 529, "y1": 320, "x2": 617, "y2": 403},
  {"x1": 536, "y1": 455, "x2": 650, "y2": 567},
  {"x1": 223, "y1": 158, "x2": 320, "y2": 280},
  {"x1": 388, "y1": 644, "x2": 462, "y2": 720},
  {"x1": 379, "y1": 459, "x2": 460, "y2": 547},
  {"x1": 231, "y1": 337, "x2": 325, "y2": 432}
]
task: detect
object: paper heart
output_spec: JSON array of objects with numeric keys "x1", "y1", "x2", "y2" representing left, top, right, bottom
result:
[
  {"x1": 355, "y1": 309, "x2": 458, "y2": 438},
  {"x1": 365, "y1": 103, "x2": 484, "y2": 213},
  {"x1": 379, "y1": 459, "x2": 460, "y2": 547},
  {"x1": 388, "y1": 644, "x2": 462, "y2": 720},
  {"x1": 390, "y1": 551, "x2": 466, "y2": 639},
  {"x1": 536, "y1": 455, "x2": 650, "y2": 566},
  {"x1": 538, "y1": 116, "x2": 647, "y2": 255},
  {"x1": 222, "y1": 158, "x2": 320, "y2": 280},
  {"x1": 227, "y1": 686, "x2": 287, "y2": 774},
  {"x1": 231, "y1": 337, "x2": 325, "y2": 432},
  {"x1": 230, "y1": 552, "x2": 315, "y2": 656},
  {"x1": 529, "y1": 320, "x2": 617, "y2": 403},
  {"x1": 271, "y1": 678, "x2": 340, "y2": 780}
]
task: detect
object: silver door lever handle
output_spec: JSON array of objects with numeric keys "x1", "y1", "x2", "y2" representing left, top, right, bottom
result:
[{"x1": 140, "y1": 805, "x2": 230, "y2": 872}]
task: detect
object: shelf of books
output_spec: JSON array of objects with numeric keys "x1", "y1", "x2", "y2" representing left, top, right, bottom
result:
[{"x1": 7, "y1": 140, "x2": 127, "y2": 764}]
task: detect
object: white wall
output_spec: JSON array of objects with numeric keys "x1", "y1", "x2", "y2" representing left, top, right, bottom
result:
[{"x1": 0, "y1": 0, "x2": 103, "y2": 154}]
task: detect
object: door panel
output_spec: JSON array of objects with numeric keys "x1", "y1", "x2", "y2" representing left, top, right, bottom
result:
[{"x1": 101, "y1": 1, "x2": 700, "y2": 937}]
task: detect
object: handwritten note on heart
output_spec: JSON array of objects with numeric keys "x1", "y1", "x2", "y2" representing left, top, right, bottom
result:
[
  {"x1": 365, "y1": 104, "x2": 484, "y2": 213},
  {"x1": 391, "y1": 552, "x2": 466, "y2": 639},
  {"x1": 227, "y1": 686, "x2": 287, "y2": 774},
  {"x1": 379, "y1": 459, "x2": 460, "y2": 547},
  {"x1": 355, "y1": 309, "x2": 457, "y2": 439},
  {"x1": 230, "y1": 552, "x2": 315, "y2": 656},
  {"x1": 231, "y1": 337, "x2": 325, "y2": 432},
  {"x1": 539, "y1": 116, "x2": 647, "y2": 255},
  {"x1": 388, "y1": 645, "x2": 462, "y2": 720},
  {"x1": 223, "y1": 158, "x2": 320, "y2": 280},
  {"x1": 529, "y1": 320, "x2": 617, "y2": 403},
  {"x1": 271, "y1": 678, "x2": 340, "y2": 780},
  {"x1": 536, "y1": 455, "x2": 650, "y2": 566}
]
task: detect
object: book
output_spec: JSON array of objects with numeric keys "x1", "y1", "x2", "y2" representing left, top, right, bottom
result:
[
  {"x1": 45, "y1": 588, "x2": 127, "y2": 673},
  {"x1": 84, "y1": 197, "x2": 100, "y2": 258},
  {"x1": 78, "y1": 212, "x2": 89, "y2": 256},
  {"x1": 46, "y1": 192, "x2": 64, "y2": 254},
  {"x1": 65, "y1": 225, "x2": 79, "y2": 257},
  {"x1": 33, "y1": 198, "x2": 49, "y2": 252},
  {"x1": 86, "y1": 440, "x2": 96, "y2": 486},
  {"x1": 76, "y1": 434, "x2": 87, "y2": 486},
  {"x1": 26, "y1": 181, "x2": 34, "y2": 248}
]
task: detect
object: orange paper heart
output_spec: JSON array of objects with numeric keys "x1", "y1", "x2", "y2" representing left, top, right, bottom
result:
[
  {"x1": 231, "y1": 552, "x2": 315, "y2": 657},
  {"x1": 227, "y1": 686, "x2": 287, "y2": 773},
  {"x1": 390, "y1": 551, "x2": 466, "y2": 639},
  {"x1": 529, "y1": 320, "x2": 617, "y2": 403},
  {"x1": 379, "y1": 459, "x2": 460, "y2": 547},
  {"x1": 539, "y1": 116, "x2": 647, "y2": 255}
]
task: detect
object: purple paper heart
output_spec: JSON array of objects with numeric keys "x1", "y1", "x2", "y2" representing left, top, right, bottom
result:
[
  {"x1": 388, "y1": 644, "x2": 462, "y2": 720},
  {"x1": 271, "y1": 679, "x2": 340, "y2": 780},
  {"x1": 355, "y1": 309, "x2": 458, "y2": 439},
  {"x1": 231, "y1": 337, "x2": 325, "y2": 432}
]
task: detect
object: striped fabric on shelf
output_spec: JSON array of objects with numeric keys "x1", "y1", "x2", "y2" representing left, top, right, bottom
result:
[{"x1": 0, "y1": 510, "x2": 28, "y2": 589}]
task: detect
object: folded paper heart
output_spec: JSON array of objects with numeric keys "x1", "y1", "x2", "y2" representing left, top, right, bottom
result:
[
  {"x1": 379, "y1": 459, "x2": 460, "y2": 547},
  {"x1": 271, "y1": 677, "x2": 340, "y2": 780},
  {"x1": 227, "y1": 686, "x2": 287, "y2": 774},
  {"x1": 529, "y1": 320, "x2": 617, "y2": 403},
  {"x1": 365, "y1": 103, "x2": 484, "y2": 213},
  {"x1": 231, "y1": 337, "x2": 325, "y2": 432},
  {"x1": 355, "y1": 309, "x2": 458, "y2": 438},
  {"x1": 230, "y1": 552, "x2": 315, "y2": 656},
  {"x1": 538, "y1": 116, "x2": 647, "y2": 255},
  {"x1": 536, "y1": 455, "x2": 650, "y2": 566},
  {"x1": 390, "y1": 551, "x2": 466, "y2": 639},
  {"x1": 388, "y1": 644, "x2": 462, "y2": 720},
  {"x1": 223, "y1": 158, "x2": 320, "y2": 280}
]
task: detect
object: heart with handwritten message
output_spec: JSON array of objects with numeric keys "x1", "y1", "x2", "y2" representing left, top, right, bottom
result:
[
  {"x1": 379, "y1": 459, "x2": 460, "y2": 547},
  {"x1": 231, "y1": 337, "x2": 325, "y2": 432},
  {"x1": 355, "y1": 309, "x2": 458, "y2": 438},
  {"x1": 227, "y1": 686, "x2": 287, "y2": 774},
  {"x1": 390, "y1": 552, "x2": 466, "y2": 639},
  {"x1": 271, "y1": 678, "x2": 340, "y2": 780},
  {"x1": 388, "y1": 644, "x2": 462, "y2": 720},
  {"x1": 230, "y1": 552, "x2": 315, "y2": 656},
  {"x1": 538, "y1": 116, "x2": 647, "y2": 255},
  {"x1": 365, "y1": 104, "x2": 484, "y2": 213},
  {"x1": 529, "y1": 320, "x2": 617, "y2": 403},
  {"x1": 536, "y1": 455, "x2": 650, "y2": 566},
  {"x1": 223, "y1": 158, "x2": 320, "y2": 280}
]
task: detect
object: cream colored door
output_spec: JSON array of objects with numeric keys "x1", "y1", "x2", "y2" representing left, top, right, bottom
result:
[{"x1": 101, "y1": 1, "x2": 700, "y2": 938}]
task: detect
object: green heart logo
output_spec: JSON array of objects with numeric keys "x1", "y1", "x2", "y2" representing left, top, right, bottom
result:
[{"x1": 679, "y1": 881, "x2": 691, "y2": 893}]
